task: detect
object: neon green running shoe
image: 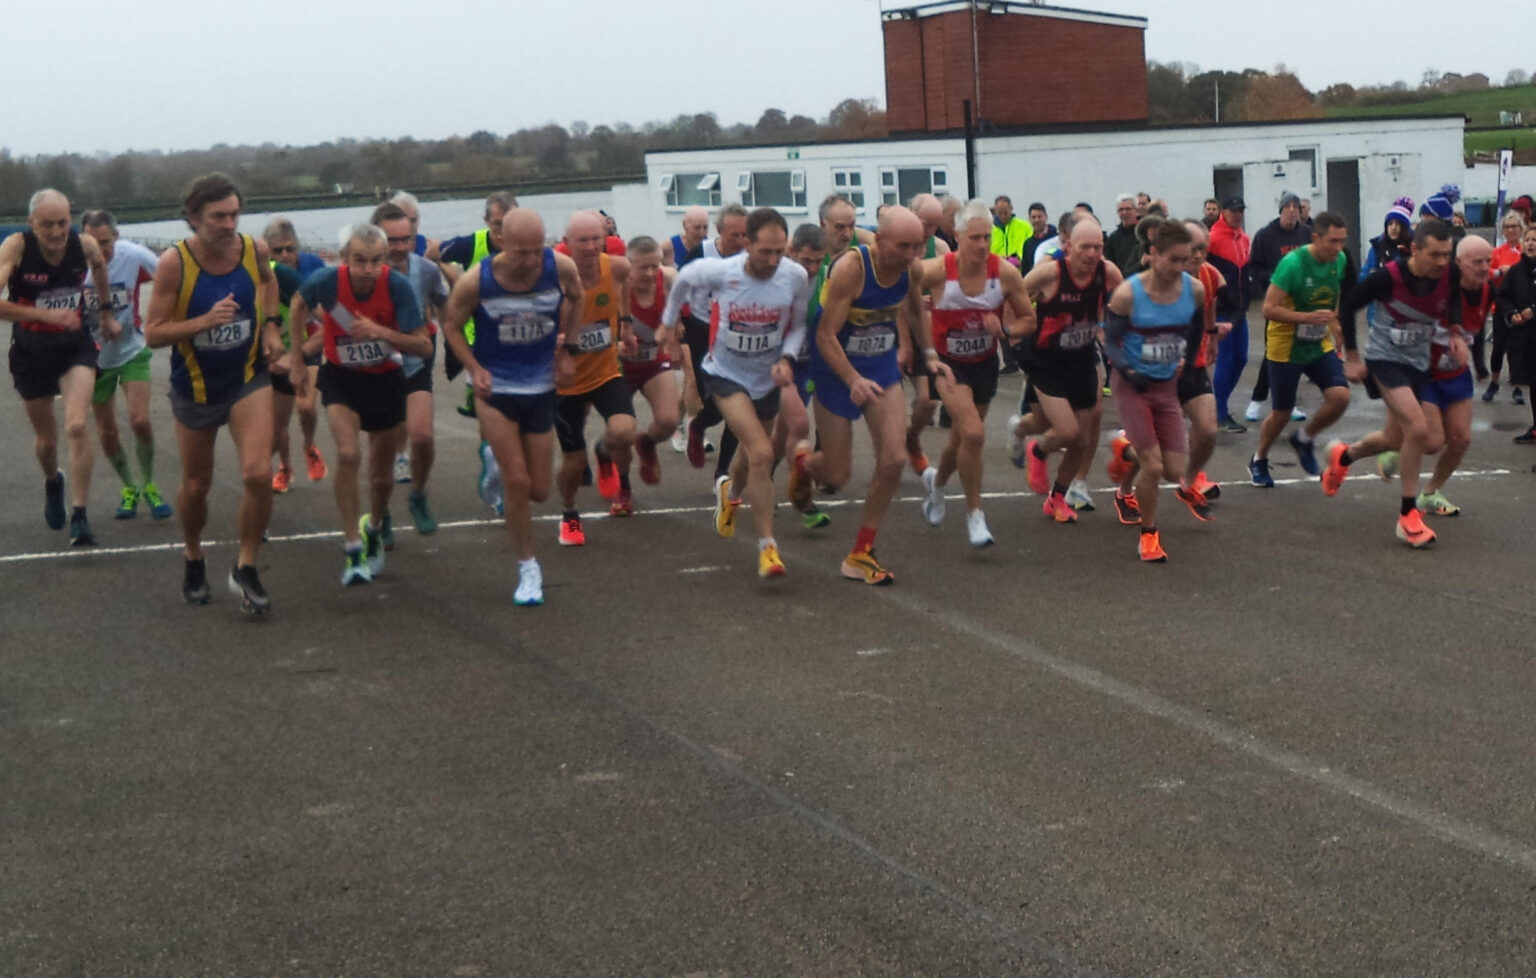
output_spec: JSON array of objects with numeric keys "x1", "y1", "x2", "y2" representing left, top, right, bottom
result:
[
  {"x1": 114, "y1": 485, "x2": 139, "y2": 520},
  {"x1": 1416, "y1": 489, "x2": 1460, "y2": 517},
  {"x1": 802, "y1": 506, "x2": 831, "y2": 530},
  {"x1": 1377, "y1": 450, "x2": 1399, "y2": 481},
  {"x1": 141, "y1": 482, "x2": 173, "y2": 520}
]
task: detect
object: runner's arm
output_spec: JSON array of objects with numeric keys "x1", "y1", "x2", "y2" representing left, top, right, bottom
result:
[
  {"x1": 999, "y1": 261, "x2": 1037, "y2": 341},
  {"x1": 144, "y1": 247, "x2": 228, "y2": 348},
  {"x1": 815, "y1": 250, "x2": 866, "y2": 388},
  {"x1": 440, "y1": 268, "x2": 482, "y2": 375}
]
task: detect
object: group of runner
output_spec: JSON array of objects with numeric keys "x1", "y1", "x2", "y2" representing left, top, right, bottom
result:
[{"x1": 2, "y1": 174, "x2": 1524, "y2": 614}]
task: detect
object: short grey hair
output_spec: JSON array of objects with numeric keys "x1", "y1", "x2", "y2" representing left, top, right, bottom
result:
[
  {"x1": 263, "y1": 218, "x2": 298, "y2": 246},
  {"x1": 1116, "y1": 193, "x2": 1136, "y2": 206},
  {"x1": 27, "y1": 188, "x2": 67, "y2": 215},
  {"x1": 483, "y1": 191, "x2": 517, "y2": 220},
  {"x1": 389, "y1": 190, "x2": 420, "y2": 209},
  {"x1": 716, "y1": 202, "x2": 748, "y2": 229},
  {"x1": 818, "y1": 194, "x2": 855, "y2": 223},
  {"x1": 338, "y1": 222, "x2": 386, "y2": 255},
  {"x1": 80, "y1": 209, "x2": 118, "y2": 233},
  {"x1": 956, "y1": 198, "x2": 993, "y2": 233}
]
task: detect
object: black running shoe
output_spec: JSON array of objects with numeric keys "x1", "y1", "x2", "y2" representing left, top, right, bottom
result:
[
  {"x1": 68, "y1": 512, "x2": 96, "y2": 546},
  {"x1": 44, "y1": 472, "x2": 65, "y2": 530},
  {"x1": 228, "y1": 563, "x2": 271, "y2": 616},
  {"x1": 183, "y1": 558, "x2": 211, "y2": 605}
]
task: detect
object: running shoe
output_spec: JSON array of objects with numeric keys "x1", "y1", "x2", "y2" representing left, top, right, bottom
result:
[
  {"x1": 359, "y1": 514, "x2": 385, "y2": 575},
  {"x1": 115, "y1": 485, "x2": 139, "y2": 520},
  {"x1": 1042, "y1": 494, "x2": 1078, "y2": 523},
  {"x1": 636, "y1": 436, "x2": 660, "y2": 485},
  {"x1": 1248, "y1": 454, "x2": 1275, "y2": 488},
  {"x1": 1288, "y1": 431, "x2": 1319, "y2": 476},
  {"x1": 305, "y1": 444, "x2": 327, "y2": 482},
  {"x1": 1395, "y1": 509, "x2": 1437, "y2": 549},
  {"x1": 1007, "y1": 413, "x2": 1027, "y2": 469},
  {"x1": 143, "y1": 482, "x2": 173, "y2": 520},
  {"x1": 69, "y1": 512, "x2": 96, "y2": 546},
  {"x1": 921, "y1": 466, "x2": 945, "y2": 525},
  {"x1": 1321, "y1": 441, "x2": 1349, "y2": 497},
  {"x1": 1218, "y1": 415, "x2": 1247, "y2": 434},
  {"x1": 182, "y1": 557, "x2": 211, "y2": 605},
  {"x1": 594, "y1": 444, "x2": 620, "y2": 500},
  {"x1": 610, "y1": 489, "x2": 634, "y2": 517},
  {"x1": 841, "y1": 548, "x2": 894, "y2": 585},
  {"x1": 1175, "y1": 484, "x2": 1214, "y2": 522},
  {"x1": 44, "y1": 472, "x2": 65, "y2": 530},
  {"x1": 1481, "y1": 381, "x2": 1499, "y2": 402},
  {"x1": 758, "y1": 544, "x2": 787, "y2": 580},
  {"x1": 229, "y1": 563, "x2": 272, "y2": 614},
  {"x1": 514, "y1": 560, "x2": 544, "y2": 606},
  {"x1": 686, "y1": 417, "x2": 706, "y2": 469},
  {"x1": 477, "y1": 441, "x2": 504, "y2": 512},
  {"x1": 670, "y1": 420, "x2": 688, "y2": 454},
  {"x1": 1102, "y1": 384, "x2": 1113, "y2": 397},
  {"x1": 393, "y1": 451, "x2": 411, "y2": 484},
  {"x1": 1515, "y1": 428, "x2": 1536, "y2": 445},
  {"x1": 379, "y1": 511, "x2": 395, "y2": 552},
  {"x1": 1244, "y1": 399, "x2": 1263, "y2": 422},
  {"x1": 802, "y1": 506, "x2": 831, "y2": 530},
  {"x1": 1191, "y1": 471, "x2": 1221, "y2": 501},
  {"x1": 341, "y1": 548, "x2": 372, "y2": 586},
  {"x1": 1025, "y1": 438, "x2": 1049, "y2": 495},
  {"x1": 558, "y1": 515, "x2": 585, "y2": 546},
  {"x1": 1113, "y1": 491, "x2": 1141, "y2": 525},
  {"x1": 1514, "y1": 387, "x2": 1526, "y2": 406},
  {"x1": 1377, "y1": 450, "x2": 1400, "y2": 481},
  {"x1": 787, "y1": 442, "x2": 814, "y2": 513},
  {"x1": 905, "y1": 427, "x2": 930, "y2": 476},
  {"x1": 1066, "y1": 479, "x2": 1095, "y2": 511},
  {"x1": 1291, "y1": 406, "x2": 1308, "y2": 422},
  {"x1": 1106, "y1": 434, "x2": 1133, "y2": 485},
  {"x1": 271, "y1": 464, "x2": 293, "y2": 494},
  {"x1": 1416, "y1": 489, "x2": 1460, "y2": 517},
  {"x1": 967, "y1": 509, "x2": 995, "y2": 547},
  {"x1": 1138, "y1": 529, "x2": 1168, "y2": 563},
  {"x1": 408, "y1": 490, "x2": 437, "y2": 535},
  {"x1": 457, "y1": 385, "x2": 476, "y2": 417},
  {"x1": 714, "y1": 475, "x2": 737, "y2": 539}
]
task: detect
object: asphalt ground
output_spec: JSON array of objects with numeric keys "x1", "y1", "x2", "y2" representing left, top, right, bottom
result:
[{"x1": 4, "y1": 342, "x2": 1536, "y2": 977}]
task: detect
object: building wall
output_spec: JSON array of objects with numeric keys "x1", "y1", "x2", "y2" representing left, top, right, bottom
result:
[{"x1": 884, "y1": 7, "x2": 1147, "y2": 133}]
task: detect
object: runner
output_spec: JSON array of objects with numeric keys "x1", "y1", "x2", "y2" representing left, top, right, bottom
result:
[
  {"x1": 1322, "y1": 218, "x2": 1462, "y2": 549},
  {"x1": 441, "y1": 208, "x2": 583, "y2": 606},
  {"x1": 1247, "y1": 211, "x2": 1353, "y2": 489},
  {"x1": 78, "y1": 209, "x2": 173, "y2": 522},
  {"x1": 288, "y1": 223, "x2": 428, "y2": 584},
  {"x1": 0, "y1": 189, "x2": 114, "y2": 545},
  {"x1": 1377, "y1": 235, "x2": 1495, "y2": 513},
  {"x1": 791, "y1": 205, "x2": 942, "y2": 584},
  {"x1": 664, "y1": 206, "x2": 709, "y2": 269},
  {"x1": 615, "y1": 235, "x2": 680, "y2": 515},
  {"x1": 771, "y1": 223, "x2": 830, "y2": 529},
  {"x1": 682, "y1": 203, "x2": 748, "y2": 470},
  {"x1": 662, "y1": 207, "x2": 810, "y2": 578},
  {"x1": 553, "y1": 211, "x2": 635, "y2": 546},
  {"x1": 387, "y1": 191, "x2": 437, "y2": 258},
  {"x1": 1101, "y1": 219, "x2": 1207, "y2": 562},
  {"x1": 143, "y1": 173, "x2": 284, "y2": 613},
  {"x1": 913, "y1": 198, "x2": 1035, "y2": 545},
  {"x1": 437, "y1": 191, "x2": 515, "y2": 410},
  {"x1": 902, "y1": 192, "x2": 952, "y2": 482},
  {"x1": 262, "y1": 218, "x2": 325, "y2": 489},
  {"x1": 373, "y1": 202, "x2": 449, "y2": 534},
  {"x1": 1015, "y1": 217, "x2": 1123, "y2": 522}
]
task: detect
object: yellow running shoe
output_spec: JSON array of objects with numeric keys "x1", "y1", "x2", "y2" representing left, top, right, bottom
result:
[
  {"x1": 758, "y1": 544, "x2": 787, "y2": 579},
  {"x1": 714, "y1": 475, "x2": 737, "y2": 539},
  {"x1": 840, "y1": 548, "x2": 894, "y2": 585}
]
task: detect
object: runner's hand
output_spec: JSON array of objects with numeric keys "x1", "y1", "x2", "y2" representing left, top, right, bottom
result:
[
  {"x1": 471, "y1": 365, "x2": 493, "y2": 399},
  {"x1": 930, "y1": 359, "x2": 955, "y2": 386},
  {"x1": 982, "y1": 312, "x2": 1003, "y2": 338},
  {"x1": 290, "y1": 364, "x2": 309, "y2": 398},
  {"x1": 771, "y1": 358, "x2": 793, "y2": 388},
  {"x1": 202, "y1": 293, "x2": 238, "y2": 330},
  {"x1": 849, "y1": 376, "x2": 883, "y2": 407},
  {"x1": 1343, "y1": 351, "x2": 1366, "y2": 384}
]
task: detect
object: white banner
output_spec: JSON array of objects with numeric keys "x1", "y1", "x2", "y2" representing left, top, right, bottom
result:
[{"x1": 1499, "y1": 149, "x2": 1513, "y2": 192}]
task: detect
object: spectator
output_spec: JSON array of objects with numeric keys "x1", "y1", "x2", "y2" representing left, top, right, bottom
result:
[
  {"x1": 1104, "y1": 193, "x2": 1140, "y2": 276},
  {"x1": 1495, "y1": 225, "x2": 1536, "y2": 441},
  {"x1": 1135, "y1": 191, "x2": 1151, "y2": 218},
  {"x1": 1241, "y1": 191, "x2": 1315, "y2": 422},
  {"x1": 1207, "y1": 196, "x2": 1252, "y2": 431},
  {"x1": 1298, "y1": 198, "x2": 1312, "y2": 226},
  {"x1": 1203, "y1": 198, "x2": 1220, "y2": 228},
  {"x1": 989, "y1": 195, "x2": 1033, "y2": 267}
]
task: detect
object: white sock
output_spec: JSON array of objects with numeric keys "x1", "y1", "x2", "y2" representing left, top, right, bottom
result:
[
  {"x1": 759, "y1": 537, "x2": 776, "y2": 550},
  {"x1": 1295, "y1": 430, "x2": 1314, "y2": 445},
  {"x1": 519, "y1": 557, "x2": 538, "y2": 572}
]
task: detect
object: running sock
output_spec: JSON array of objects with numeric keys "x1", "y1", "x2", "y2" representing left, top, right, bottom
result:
[
  {"x1": 367, "y1": 517, "x2": 381, "y2": 532},
  {"x1": 853, "y1": 525, "x2": 877, "y2": 553},
  {"x1": 105, "y1": 448, "x2": 133, "y2": 487},
  {"x1": 758, "y1": 537, "x2": 776, "y2": 551},
  {"x1": 1295, "y1": 430, "x2": 1315, "y2": 446},
  {"x1": 1401, "y1": 496, "x2": 1416, "y2": 516},
  {"x1": 135, "y1": 437, "x2": 155, "y2": 485},
  {"x1": 1030, "y1": 441, "x2": 1048, "y2": 461},
  {"x1": 518, "y1": 557, "x2": 537, "y2": 572},
  {"x1": 1140, "y1": 525, "x2": 1156, "y2": 535},
  {"x1": 1050, "y1": 482, "x2": 1068, "y2": 499},
  {"x1": 638, "y1": 433, "x2": 655, "y2": 451},
  {"x1": 1339, "y1": 447, "x2": 1354, "y2": 467},
  {"x1": 70, "y1": 506, "x2": 85, "y2": 521},
  {"x1": 562, "y1": 509, "x2": 578, "y2": 522},
  {"x1": 345, "y1": 541, "x2": 362, "y2": 554},
  {"x1": 619, "y1": 473, "x2": 631, "y2": 491}
]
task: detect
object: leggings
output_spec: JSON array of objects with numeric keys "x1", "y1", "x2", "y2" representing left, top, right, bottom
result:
[
  {"x1": 1249, "y1": 322, "x2": 1271, "y2": 403},
  {"x1": 1490, "y1": 319, "x2": 1509, "y2": 376},
  {"x1": 1211, "y1": 315, "x2": 1249, "y2": 419}
]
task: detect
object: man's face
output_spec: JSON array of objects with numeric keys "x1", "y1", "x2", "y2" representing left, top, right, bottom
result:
[
  {"x1": 717, "y1": 215, "x2": 748, "y2": 257},
  {"x1": 83, "y1": 223, "x2": 117, "y2": 263},
  {"x1": 503, "y1": 227, "x2": 545, "y2": 279},
  {"x1": 344, "y1": 237, "x2": 387, "y2": 290},
  {"x1": 1298, "y1": 200, "x2": 1311, "y2": 221},
  {"x1": 1458, "y1": 247, "x2": 1492, "y2": 289},
  {"x1": 1222, "y1": 207, "x2": 1244, "y2": 230},
  {"x1": 960, "y1": 217, "x2": 991, "y2": 264},
  {"x1": 1136, "y1": 193, "x2": 1151, "y2": 215},
  {"x1": 1411, "y1": 235, "x2": 1454, "y2": 279},
  {"x1": 486, "y1": 203, "x2": 508, "y2": 249},
  {"x1": 565, "y1": 219, "x2": 604, "y2": 264},
  {"x1": 1312, "y1": 226, "x2": 1347, "y2": 264},
  {"x1": 1279, "y1": 203, "x2": 1301, "y2": 230},
  {"x1": 821, "y1": 202, "x2": 856, "y2": 256},
  {"x1": 268, "y1": 236, "x2": 298, "y2": 269},
  {"x1": 918, "y1": 209, "x2": 941, "y2": 242},
  {"x1": 631, "y1": 248, "x2": 662, "y2": 284},
  {"x1": 1028, "y1": 207, "x2": 1047, "y2": 235},
  {"x1": 28, "y1": 199, "x2": 71, "y2": 252},
  {"x1": 744, "y1": 225, "x2": 787, "y2": 279},
  {"x1": 1116, "y1": 200, "x2": 1136, "y2": 227},
  {"x1": 877, "y1": 220, "x2": 925, "y2": 269},
  {"x1": 791, "y1": 245, "x2": 824, "y2": 278},
  {"x1": 1204, "y1": 201, "x2": 1220, "y2": 222},
  {"x1": 1067, "y1": 230, "x2": 1104, "y2": 272},
  {"x1": 192, "y1": 194, "x2": 241, "y2": 246},
  {"x1": 379, "y1": 217, "x2": 414, "y2": 270},
  {"x1": 683, "y1": 212, "x2": 709, "y2": 243},
  {"x1": 993, "y1": 200, "x2": 1013, "y2": 224}
]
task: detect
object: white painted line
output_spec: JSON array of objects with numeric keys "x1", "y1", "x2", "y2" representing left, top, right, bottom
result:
[{"x1": 0, "y1": 467, "x2": 1513, "y2": 566}]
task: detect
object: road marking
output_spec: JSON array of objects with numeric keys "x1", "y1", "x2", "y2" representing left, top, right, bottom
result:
[{"x1": 0, "y1": 467, "x2": 1514, "y2": 566}]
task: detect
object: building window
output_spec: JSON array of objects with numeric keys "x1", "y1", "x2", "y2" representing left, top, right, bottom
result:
[
  {"x1": 1287, "y1": 147, "x2": 1318, "y2": 192},
  {"x1": 738, "y1": 170, "x2": 807, "y2": 210},
  {"x1": 665, "y1": 172, "x2": 721, "y2": 208},
  {"x1": 879, "y1": 166, "x2": 950, "y2": 206},
  {"x1": 832, "y1": 168, "x2": 865, "y2": 210}
]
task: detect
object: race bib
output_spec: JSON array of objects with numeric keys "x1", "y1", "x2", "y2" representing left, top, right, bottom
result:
[
  {"x1": 37, "y1": 288, "x2": 82, "y2": 311},
  {"x1": 844, "y1": 329, "x2": 895, "y2": 357},
  {"x1": 497, "y1": 312, "x2": 555, "y2": 345},
  {"x1": 1434, "y1": 350, "x2": 1462, "y2": 374},
  {"x1": 724, "y1": 325, "x2": 776, "y2": 355},
  {"x1": 1295, "y1": 322, "x2": 1328, "y2": 342},
  {"x1": 1139, "y1": 337, "x2": 1185, "y2": 364},
  {"x1": 1058, "y1": 322, "x2": 1096, "y2": 350},
  {"x1": 1388, "y1": 325, "x2": 1431, "y2": 347},
  {"x1": 109, "y1": 286, "x2": 133, "y2": 314},
  {"x1": 336, "y1": 337, "x2": 391, "y2": 368},
  {"x1": 945, "y1": 330, "x2": 992, "y2": 358},
  {"x1": 576, "y1": 321, "x2": 612, "y2": 353},
  {"x1": 194, "y1": 317, "x2": 251, "y2": 351}
]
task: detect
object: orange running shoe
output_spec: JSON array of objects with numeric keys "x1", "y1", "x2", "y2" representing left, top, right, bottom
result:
[
  {"x1": 1113, "y1": 491, "x2": 1142, "y2": 525},
  {"x1": 1106, "y1": 435, "x2": 1133, "y2": 484},
  {"x1": 1042, "y1": 494, "x2": 1078, "y2": 523},
  {"x1": 1138, "y1": 529, "x2": 1168, "y2": 562},
  {"x1": 787, "y1": 442, "x2": 813, "y2": 513},
  {"x1": 1175, "y1": 484, "x2": 1214, "y2": 522},
  {"x1": 558, "y1": 515, "x2": 585, "y2": 546},
  {"x1": 1191, "y1": 470, "x2": 1221, "y2": 501},
  {"x1": 1321, "y1": 441, "x2": 1349, "y2": 497},
  {"x1": 1395, "y1": 509, "x2": 1437, "y2": 549},
  {"x1": 271, "y1": 464, "x2": 293, "y2": 494},
  {"x1": 1025, "y1": 438, "x2": 1049, "y2": 495},
  {"x1": 905, "y1": 427, "x2": 929, "y2": 477},
  {"x1": 305, "y1": 445, "x2": 327, "y2": 482}
]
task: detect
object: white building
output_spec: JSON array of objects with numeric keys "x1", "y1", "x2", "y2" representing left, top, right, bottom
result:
[{"x1": 640, "y1": 114, "x2": 1467, "y2": 257}]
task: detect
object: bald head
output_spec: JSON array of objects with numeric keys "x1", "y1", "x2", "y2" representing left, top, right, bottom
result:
[
  {"x1": 681, "y1": 206, "x2": 709, "y2": 246},
  {"x1": 877, "y1": 205, "x2": 922, "y2": 238},
  {"x1": 1183, "y1": 220, "x2": 1209, "y2": 248},
  {"x1": 910, "y1": 194, "x2": 943, "y2": 239},
  {"x1": 873, "y1": 205, "x2": 925, "y2": 269},
  {"x1": 1456, "y1": 234, "x2": 1494, "y2": 289},
  {"x1": 28, "y1": 188, "x2": 69, "y2": 216},
  {"x1": 503, "y1": 208, "x2": 545, "y2": 248},
  {"x1": 1068, "y1": 216, "x2": 1103, "y2": 246},
  {"x1": 1065, "y1": 216, "x2": 1105, "y2": 271}
]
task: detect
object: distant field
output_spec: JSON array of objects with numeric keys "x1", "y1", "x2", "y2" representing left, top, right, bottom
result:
[
  {"x1": 1465, "y1": 129, "x2": 1536, "y2": 154},
  {"x1": 1325, "y1": 85, "x2": 1536, "y2": 126}
]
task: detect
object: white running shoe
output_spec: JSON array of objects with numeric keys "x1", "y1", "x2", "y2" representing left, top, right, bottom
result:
[
  {"x1": 671, "y1": 416, "x2": 688, "y2": 453},
  {"x1": 921, "y1": 466, "x2": 945, "y2": 525},
  {"x1": 1065, "y1": 479, "x2": 1095, "y2": 511},
  {"x1": 1290, "y1": 406, "x2": 1308, "y2": 422},
  {"x1": 514, "y1": 560, "x2": 544, "y2": 606},
  {"x1": 1006, "y1": 414, "x2": 1027, "y2": 469},
  {"x1": 477, "y1": 441, "x2": 503, "y2": 513},
  {"x1": 966, "y1": 509, "x2": 994, "y2": 547},
  {"x1": 1243, "y1": 399, "x2": 1263, "y2": 422},
  {"x1": 393, "y1": 451, "x2": 411, "y2": 484}
]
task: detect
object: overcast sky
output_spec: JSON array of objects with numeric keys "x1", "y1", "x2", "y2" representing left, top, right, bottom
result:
[{"x1": 8, "y1": 0, "x2": 1530, "y2": 158}]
